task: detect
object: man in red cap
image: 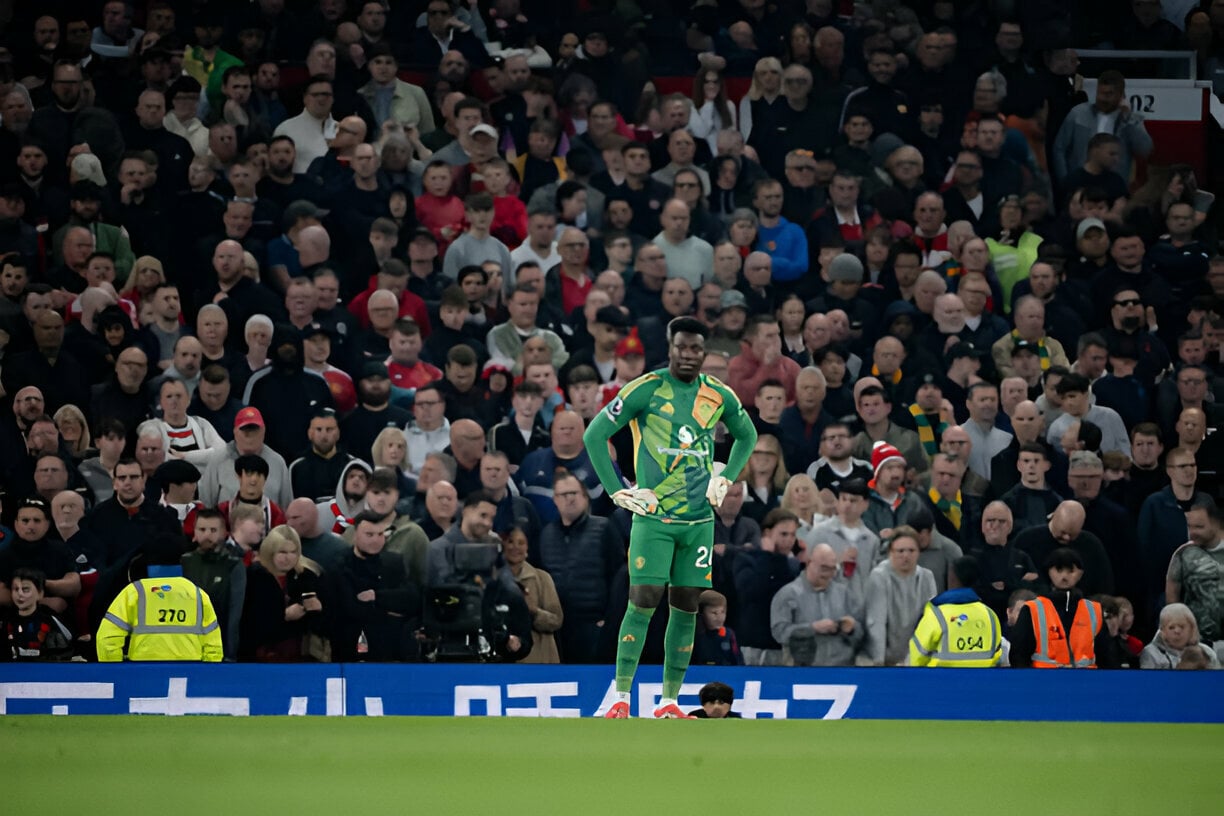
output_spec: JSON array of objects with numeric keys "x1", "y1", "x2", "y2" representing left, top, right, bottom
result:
[
  {"x1": 600, "y1": 331, "x2": 647, "y2": 406},
  {"x1": 197, "y1": 406, "x2": 293, "y2": 508},
  {"x1": 863, "y1": 440, "x2": 923, "y2": 536}
]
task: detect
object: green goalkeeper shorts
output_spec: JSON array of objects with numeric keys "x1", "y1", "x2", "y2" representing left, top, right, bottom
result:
[{"x1": 627, "y1": 515, "x2": 715, "y2": 588}]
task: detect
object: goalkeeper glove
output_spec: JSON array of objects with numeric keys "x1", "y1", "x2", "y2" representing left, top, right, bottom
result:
[
  {"x1": 612, "y1": 488, "x2": 658, "y2": 516},
  {"x1": 706, "y1": 475, "x2": 732, "y2": 508}
]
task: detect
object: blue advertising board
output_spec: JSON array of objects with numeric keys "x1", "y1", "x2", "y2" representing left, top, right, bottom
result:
[{"x1": 0, "y1": 663, "x2": 1219, "y2": 721}]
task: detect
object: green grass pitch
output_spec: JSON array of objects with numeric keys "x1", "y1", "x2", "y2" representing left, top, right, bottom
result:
[{"x1": 5, "y1": 717, "x2": 1222, "y2": 814}]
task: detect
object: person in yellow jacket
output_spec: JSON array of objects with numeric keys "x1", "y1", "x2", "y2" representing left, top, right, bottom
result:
[
  {"x1": 96, "y1": 538, "x2": 223, "y2": 662},
  {"x1": 909, "y1": 556, "x2": 1002, "y2": 667}
]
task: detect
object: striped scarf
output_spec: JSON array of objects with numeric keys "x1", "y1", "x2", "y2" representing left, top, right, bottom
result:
[
  {"x1": 1012, "y1": 329, "x2": 1050, "y2": 370},
  {"x1": 929, "y1": 487, "x2": 963, "y2": 530},
  {"x1": 909, "y1": 404, "x2": 947, "y2": 456}
]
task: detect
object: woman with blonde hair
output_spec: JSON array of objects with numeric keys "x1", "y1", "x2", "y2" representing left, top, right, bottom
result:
[
  {"x1": 501, "y1": 527, "x2": 563, "y2": 663},
  {"x1": 117, "y1": 256, "x2": 166, "y2": 311},
  {"x1": 739, "y1": 434, "x2": 789, "y2": 525},
  {"x1": 780, "y1": 473, "x2": 829, "y2": 550},
  {"x1": 371, "y1": 426, "x2": 417, "y2": 513},
  {"x1": 54, "y1": 404, "x2": 94, "y2": 460},
  {"x1": 1140, "y1": 603, "x2": 1221, "y2": 670},
  {"x1": 240, "y1": 525, "x2": 327, "y2": 661},
  {"x1": 738, "y1": 57, "x2": 783, "y2": 142}
]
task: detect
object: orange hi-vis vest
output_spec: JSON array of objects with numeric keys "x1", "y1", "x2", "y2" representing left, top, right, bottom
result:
[{"x1": 1026, "y1": 596, "x2": 1102, "y2": 668}]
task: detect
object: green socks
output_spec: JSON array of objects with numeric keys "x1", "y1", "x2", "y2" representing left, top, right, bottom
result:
[
  {"x1": 615, "y1": 604, "x2": 698, "y2": 698},
  {"x1": 614, "y1": 603, "x2": 654, "y2": 693},
  {"x1": 662, "y1": 606, "x2": 696, "y2": 700}
]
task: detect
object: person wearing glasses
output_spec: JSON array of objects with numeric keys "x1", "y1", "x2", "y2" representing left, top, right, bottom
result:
[
  {"x1": 1100, "y1": 282, "x2": 1173, "y2": 388},
  {"x1": 273, "y1": 76, "x2": 339, "y2": 173}
]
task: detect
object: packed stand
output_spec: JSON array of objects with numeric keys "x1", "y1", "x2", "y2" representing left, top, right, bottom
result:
[{"x1": 1, "y1": 0, "x2": 1222, "y2": 670}]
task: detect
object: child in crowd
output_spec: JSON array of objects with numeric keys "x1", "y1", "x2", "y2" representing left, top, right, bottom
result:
[
  {"x1": 690, "y1": 681, "x2": 742, "y2": 719},
  {"x1": 1114, "y1": 596, "x2": 1144, "y2": 660},
  {"x1": 415, "y1": 160, "x2": 465, "y2": 255},
  {"x1": 0, "y1": 569, "x2": 75, "y2": 661},
  {"x1": 482, "y1": 157, "x2": 527, "y2": 246},
  {"x1": 691, "y1": 590, "x2": 743, "y2": 666}
]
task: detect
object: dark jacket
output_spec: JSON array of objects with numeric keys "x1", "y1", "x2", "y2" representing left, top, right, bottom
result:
[
  {"x1": 1012, "y1": 525, "x2": 1115, "y2": 597},
  {"x1": 242, "y1": 323, "x2": 336, "y2": 459},
  {"x1": 85, "y1": 497, "x2": 185, "y2": 572},
  {"x1": 778, "y1": 406, "x2": 831, "y2": 477},
  {"x1": 489, "y1": 417, "x2": 550, "y2": 467},
  {"x1": 181, "y1": 547, "x2": 247, "y2": 661},
  {"x1": 731, "y1": 547, "x2": 800, "y2": 649},
  {"x1": 968, "y1": 539, "x2": 1038, "y2": 621},
  {"x1": 1137, "y1": 486, "x2": 1209, "y2": 603},
  {"x1": 328, "y1": 548, "x2": 421, "y2": 662},
  {"x1": 999, "y1": 484, "x2": 1063, "y2": 533},
  {"x1": 240, "y1": 562, "x2": 325, "y2": 661},
  {"x1": 537, "y1": 512, "x2": 625, "y2": 620}
]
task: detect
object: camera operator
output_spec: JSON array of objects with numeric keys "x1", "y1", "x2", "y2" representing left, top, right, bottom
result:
[{"x1": 424, "y1": 491, "x2": 533, "y2": 661}]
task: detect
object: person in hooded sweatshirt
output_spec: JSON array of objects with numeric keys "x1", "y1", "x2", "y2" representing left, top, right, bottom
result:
[
  {"x1": 865, "y1": 525, "x2": 937, "y2": 666},
  {"x1": 1008, "y1": 547, "x2": 1119, "y2": 669},
  {"x1": 242, "y1": 322, "x2": 335, "y2": 460}
]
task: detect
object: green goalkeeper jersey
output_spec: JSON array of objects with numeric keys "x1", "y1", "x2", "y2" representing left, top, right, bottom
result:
[{"x1": 584, "y1": 369, "x2": 757, "y2": 524}]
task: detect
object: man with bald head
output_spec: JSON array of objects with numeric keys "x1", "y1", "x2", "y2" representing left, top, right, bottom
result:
[
  {"x1": 306, "y1": 115, "x2": 367, "y2": 193},
  {"x1": 419, "y1": 479, "x2": 460, "y2": 542},
  {"x1": 3, "y1": 309, "x2": 90, "y2": 415},
  {"x1": 770, "y1": 542, "x2": 864, "y2": 666},
  {"x1": 653, "y1": 199, "x2": 713, "y2": 291},
  {"x1": 518, "y1": 409, "x2": 619, "y2": 523},
  {"x1": 155, "y1": 337, "x2": 205, "y2": 396},
  {"x1": 47, "y1": 226, "x2": 95, "y2": 294},
  {"x1": 285, "y1": 496, "x2": 349, "y2": 574},
  {"x1": 966, "y1": 501, "x2": 1038, "y2": 619},
  {"x1": 200, "y1": 238, "x2": 285, "y2": 338},
  {"x1": 125, "y1": 87, "x2": 194, "y2": 195},
  {"x1": 988, "y1": 399, "x2": 1056, "y2": 497},
  {"x1": 51, "y1": 489, "x2": 104, "y2": 568},
  {"x1": 1011, "y1": 500, "x2": 1114, "y2": 596},
  {"x1": 740, "y1": 251, "x2": 777, "y2": 315},
  {"x1": 295, "y1": 224, "x2": 332, "y2": 275}
]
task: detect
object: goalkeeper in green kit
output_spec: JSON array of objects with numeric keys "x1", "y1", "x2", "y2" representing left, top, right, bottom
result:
[{"x1": 584, "y1": 317, "x2": 757, "y2": 719}]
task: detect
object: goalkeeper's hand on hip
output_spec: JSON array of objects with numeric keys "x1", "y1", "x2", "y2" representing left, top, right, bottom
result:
[
  {"x1": 706, "y1": 475, "x2": 732, "y2": 508},
  {"x1": 612, "y1": 487, "x2": 658, "y2": 516}
]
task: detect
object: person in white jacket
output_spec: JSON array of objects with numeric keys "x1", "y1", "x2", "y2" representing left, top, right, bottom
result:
[
  {"x1": 155, "y1": 378, "x2": 226, "y2": 465},
  {"x1": 865, "y1": 525, "x2": 937, "y2": 666}
]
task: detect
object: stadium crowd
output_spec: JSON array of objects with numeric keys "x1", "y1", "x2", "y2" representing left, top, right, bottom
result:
[{"x1": 1, "y1": 0, "x2": 1223, "y2": 670}]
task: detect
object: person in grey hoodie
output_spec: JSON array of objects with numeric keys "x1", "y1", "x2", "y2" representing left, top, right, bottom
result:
[
  {"x1": 808, "y1": 477, "x2": 880, "y2": 604},
  {"x1": 770, "y1": 543, "x2": 864, "y2": 666},
  {"x1": 1140, "y1": 602, "x2": 1222, "y2": 670},
  {"x1": 865, "y1": 525, "x2": 937, "y2": 666}
]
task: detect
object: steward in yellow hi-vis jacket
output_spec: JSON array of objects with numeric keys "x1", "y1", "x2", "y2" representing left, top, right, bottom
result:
[
  {"x1": 96, "y1": 577, "x2": 223, "y2": 662},
  {"x1": 909, "y1": 556, "x2": 1002, "y2": 667}
]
